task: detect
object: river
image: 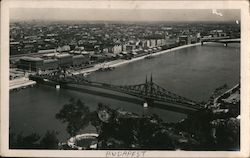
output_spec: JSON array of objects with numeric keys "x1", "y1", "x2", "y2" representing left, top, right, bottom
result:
[{"x1": 9, "y1": 43, "x2": 240, "y2": 142}]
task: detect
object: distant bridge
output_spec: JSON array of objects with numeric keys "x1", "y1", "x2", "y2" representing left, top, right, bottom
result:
[
  {"x1": 30, "y1": 71, "x2": 203, "y2": 111},
  {"x1": 201, "y1": 37, "x2": 240, "y2": 46}
]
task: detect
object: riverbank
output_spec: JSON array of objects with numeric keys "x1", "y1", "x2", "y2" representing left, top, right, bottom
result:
[
  {"x1": 9, "y1": 43, "x2": 201, "y2": 88},
  {"x1": 214, "y1": 84, "x2": 240, "y2": 106},
  {"x1": 10, "y1": 77, "x2": 36, "y2": 90},
  {"x1": 72, "y1": 43, "x2": 201, "y2": 75},
  {"x1": 110, "y1": 43, "x2": 201, "y2": 67}
]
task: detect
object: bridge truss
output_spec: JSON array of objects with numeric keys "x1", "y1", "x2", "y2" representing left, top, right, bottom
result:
[{"x1": 33, "y1": 71, "x2": 202, "y2": 110}]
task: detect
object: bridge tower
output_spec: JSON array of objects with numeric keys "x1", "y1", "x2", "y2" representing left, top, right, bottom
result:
[{"x1": 143, "y1": 74, "x2": 154, "y2": 108}]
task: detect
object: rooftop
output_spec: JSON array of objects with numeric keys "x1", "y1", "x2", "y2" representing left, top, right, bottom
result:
[
  {"x1": 55, "y1": 53, "x2": 71, "y2": 58},
  {"x1": 20, "y1": 56, "x2": 43, "y2": 62},
  {"x1": 44, "y1": 59, "x2": 58, "y2": 63},
  {"x1": 73, "y1": 55, "x2": 84, "y2": 58}
]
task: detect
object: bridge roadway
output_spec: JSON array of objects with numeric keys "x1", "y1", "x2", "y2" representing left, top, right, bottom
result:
[
  {"x1": 30, "y1": 72, "x2": 203, "y2": 113},
  {"x1": 61, "y1": 83, "x2": 198, "y2": 114}
]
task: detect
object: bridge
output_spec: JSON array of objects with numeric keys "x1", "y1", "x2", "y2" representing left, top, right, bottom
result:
[
  {"x1": 30, "y1": 71, "x2": 203, "y2": 111},
  {"x1": 201, "y1": 37, "x2": 240, "y2": 46}
]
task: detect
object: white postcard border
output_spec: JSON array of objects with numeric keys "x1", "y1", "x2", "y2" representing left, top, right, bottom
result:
[{"x1": 1, "y1": 0, "x2": 249, "y2": 157}]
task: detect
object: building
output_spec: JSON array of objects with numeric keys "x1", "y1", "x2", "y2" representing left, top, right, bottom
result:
[
  {"x1": 189, "y1": 35, "x2": 198, "y2": 44},
  {"x1": 38, "y1": 49, "x2": 56, "y2": 54},
  {"x1": 55, "y1": 53, "x2": 73, "y2": 67},
  {"x1": 90, "y1": 54, "x2": 106, "y2": 62},
  {"x1": 17, "y1": 53, "x2": 90, "y2": 71},
  {"x1": 161, "y1": 39, "x2": 167, "y2": 46},
  {"x1": 196, "y1": 33, "x2": 201, "y2": 42},
  {"x1": 112, "y1": 44, "x2": 122, "y2": 54},
  {"x1": 56, "y1": 45, "x2": 71, "y2": 52},
  {"x1": 122, "y1": 44, "x2": 127, "y2": 51},
  {"x1": 146, "y1": 40, "x2": 151, "y2": 48},
  {"x1": 72, "y1": 55, "x2": 85, "y2": 66},
  {"x1": 126, "y1": 45, "x2": 136, "y2": 52},
  {"x1": 210, "y1": 30, "x2": 227, "y2": 37},
  {"x1": 42, "y1": 52, "x2": 60, "y2": 59},
  {"x1": 102, "y1": 48, "x2": 109, "y2": 53},
  {"x1": 140, "y1": 40, "x2": 147, "y2": 48},
  {"x1": 43, "y1": 59, "x2": 59, "y2": 70},
  {"x1": 18, "y1": 57, "x2": 44, "y2": 71},
  {"x1": 178, "y1": 35, "x2": 191, "y2": 45},
  {"x1": 150, "y1": 39, "x2": 156, "y2": 47},
  {"x1": 156, "y1": 39, "x2": 162, "y2": 46}
]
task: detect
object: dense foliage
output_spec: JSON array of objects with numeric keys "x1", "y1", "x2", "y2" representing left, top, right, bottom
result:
[
  {"x1": 10, "y1": 130, "x2": 59, "y2": 149},
  {"x1": 10, "y1": 98, "x2": 240, "y2": 150},
  {"x1": 55, "y1": 98, "x2": 91, "y2": 136}
]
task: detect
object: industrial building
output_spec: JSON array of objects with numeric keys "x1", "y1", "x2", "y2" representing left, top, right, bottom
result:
[
  {"x1": 55, "y1": 53, "x2": 73, "y2": 67},
  {"x1": 43, "y1": 59, "x2": 59, "y2": 70},
  {"x1": 73, "y1": 55, "x2": 86, "y2": 66},
  {"x1": 17, "y1": 53, "x2": 90, "y2": 71},
  {"x1": 18, "y1": 57, "x2": 43, "y2": 71}
]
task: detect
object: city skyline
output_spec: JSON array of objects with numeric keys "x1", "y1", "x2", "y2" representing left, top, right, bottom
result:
[{"x1": 10, "y1": 9, "x2": 240, "y2": 22}]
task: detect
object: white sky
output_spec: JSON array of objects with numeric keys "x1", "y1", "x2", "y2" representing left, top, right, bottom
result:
[{"x1": 10, "y1": 9, "x2": 240, "y2": 22}]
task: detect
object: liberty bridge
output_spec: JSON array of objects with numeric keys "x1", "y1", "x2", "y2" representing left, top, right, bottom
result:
[{"x1": 30, "y1": 70, "x2": 203, "y2": 113}]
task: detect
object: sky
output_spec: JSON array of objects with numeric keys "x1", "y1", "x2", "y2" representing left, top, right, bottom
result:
[{"x1": 10, "y1": 9, "x2": 240, "y2": 22}]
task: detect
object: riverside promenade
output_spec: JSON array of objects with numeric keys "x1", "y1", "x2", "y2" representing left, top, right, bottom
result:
[{"x1": 72, "y1": 43, "x2": 201, "y2": 75}]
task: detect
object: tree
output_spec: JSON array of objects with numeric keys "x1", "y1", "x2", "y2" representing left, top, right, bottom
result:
[
  {"x1": 55, "y1": 98, "x2": 91, "y2": 136},
  {"x1": 10, "y1": 132, "x2": 41, "y2": 149},
  {"x1": 39, "y1": 131, "x2": 59, "y2": 149},
  {"x1": 9, "y1": 130, "x2": 59, "y2": 149},
  {"x1": 215, "y1": 118, "x2": 240, "y2": 150}
]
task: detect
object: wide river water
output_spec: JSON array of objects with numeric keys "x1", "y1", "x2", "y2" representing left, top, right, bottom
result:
[{"x1": 10, "y1": 43, "x2": 240, "y2": 141}]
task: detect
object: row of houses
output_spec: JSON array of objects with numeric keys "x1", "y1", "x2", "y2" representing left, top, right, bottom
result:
[{"x1": 102, "y1": 38, "x2": 167, "y2": 55}]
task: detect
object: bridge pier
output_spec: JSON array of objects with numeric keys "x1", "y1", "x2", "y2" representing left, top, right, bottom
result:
[
  {"x1": 56, "y1": 84, "x2": 60, "y2": 89},
  {"x1": 143, "y1": 102, "x2": 148, "y2": 108},
  {"x1": 143, "y1": 98, "x2": 154, "y2": 108}
]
